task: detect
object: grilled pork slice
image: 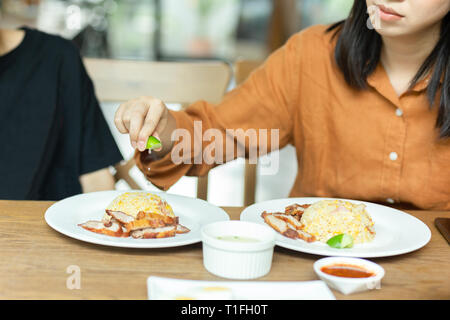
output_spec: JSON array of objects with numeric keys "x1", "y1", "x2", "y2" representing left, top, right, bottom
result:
[
  {"x1": 136, "y1": 211, "x2": 179, "y2": 225},
  {"x1": 78, "y1": 220, "x2": 123, "y2": 237},
  {"x1": 284, "y1": 204, "x2": 310, "y2": 219},
  {"x1": 176, "y1": 224, "x2": 190, "y2": 234},
  {"x1": 130, "y1": 226, "x2": 177, "y2": 239},
  {"x1": 296, "y1": 229, "x2": 316, "y2": 243},
  {"x1": 261, "y1": 212, "x2": 316, "y2": 242},
  {"x1": 124, "y1": 211, "x2": 180, "y2": 232},
  {"x1": 105, "y1": 210, "x2": 135, "y2": 224},
  {"x1": 121, "y1": 227, "x2": 130, "y2": 237},
  {"x1": 273, "y1": 213, "x2": 304, "y2": 230},
  {"x1": 124, "y1": 218, "x2": 167, "y2": 232},
  {"x1": 261, "y1": 212, "x2": 297, "y2": 239}
]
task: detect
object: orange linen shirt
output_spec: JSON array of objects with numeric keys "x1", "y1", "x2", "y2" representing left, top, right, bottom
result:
[{"x1": 135, "y1": 25, "x2": 450, "y2": 210}]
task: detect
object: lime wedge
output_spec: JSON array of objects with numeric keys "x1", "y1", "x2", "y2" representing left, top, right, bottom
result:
[
  {"x1": 146, "y1": 136, "x2": 162, "y2": 150},
  {"x1": 326, "y1": 234, "x2": 354, "y2": 249}
]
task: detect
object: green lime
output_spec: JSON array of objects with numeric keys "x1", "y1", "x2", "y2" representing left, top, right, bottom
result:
[
  {"x1": 326, "y1": 234, "x2": 354, "y2": 249},
  {"x1": 146, "y1": 136, "x2": 162, "y2": 150}
]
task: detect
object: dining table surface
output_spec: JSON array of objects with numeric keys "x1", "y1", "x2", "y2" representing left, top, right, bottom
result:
[{"x1": 0, "y1": 199, "x2": 449, "y2": 300}]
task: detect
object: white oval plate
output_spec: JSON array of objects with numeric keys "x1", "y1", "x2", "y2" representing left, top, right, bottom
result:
[
  {"x1": 240, "y1": 197, "x2": 431, "y2": 258},
  {"x1": 45, "y1": 190, "x2": 229, "y2": 248}
]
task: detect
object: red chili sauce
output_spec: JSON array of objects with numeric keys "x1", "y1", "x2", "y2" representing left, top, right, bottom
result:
[{"x1": 320, "y1": 264, "x2": 375, "y2": 278}]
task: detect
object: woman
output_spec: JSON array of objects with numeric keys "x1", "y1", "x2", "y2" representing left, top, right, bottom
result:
[
  {"x1": 114, "y1": 1, "x2": 450, "y2": 210},
  {"x1": 0, "y1": 27, "x2": 123, "y2": 200}
]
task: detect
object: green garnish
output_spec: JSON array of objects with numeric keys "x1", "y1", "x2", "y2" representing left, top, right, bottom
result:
[
  {"x1": 146, "y1": 136, "x2": 162, "y2": 150},
  {"x1": 326, "y1": 234, "x2": 354, "y2": 249}
]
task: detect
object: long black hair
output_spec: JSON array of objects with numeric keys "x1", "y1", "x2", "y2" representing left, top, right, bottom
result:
[{"x1": 327, "y1": 1, "x2": 450, "y2": 139}]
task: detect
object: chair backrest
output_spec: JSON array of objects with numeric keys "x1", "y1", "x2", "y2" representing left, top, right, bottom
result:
[
  {"x1": 84, "y1": 58, "x2": 232, "y2": 199},
  {"x1": 233, "y1": 59, "x2": 262, "y2": 86},
  {"x1": 233, "y1": 59, "x2": 263, "y2": 206},
  {"x1": 84, "y1": 58, "x2": 231, "y2": 105}
]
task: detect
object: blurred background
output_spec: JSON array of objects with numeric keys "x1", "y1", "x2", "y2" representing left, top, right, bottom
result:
[{"x1": 0, "y1": 0, "x2": 353, "y2": 206}]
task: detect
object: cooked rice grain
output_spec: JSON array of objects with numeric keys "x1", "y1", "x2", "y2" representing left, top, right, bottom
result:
[
  {"x1": 300, "y1": 200, "x2": 375, "y2": 244},
  {"x1": 103, "y1": 192, "x2": 174, "y2": 221}
]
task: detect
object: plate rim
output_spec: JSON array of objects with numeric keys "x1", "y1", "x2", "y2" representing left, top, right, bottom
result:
[
  {"x1": 240, "y1": 197, "x2": 431, "y2": 258},
  {"x1": 44, "y1": 190, "x2": 230, "y2": 248}
]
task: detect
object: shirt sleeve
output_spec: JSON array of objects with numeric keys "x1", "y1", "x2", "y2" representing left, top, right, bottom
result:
[
  {"x1": 77, "y1": 55, "x2": 124, "y2": 175},
  {"x1": 135, "y1": 32, "x2": 303, "y2": 190}
]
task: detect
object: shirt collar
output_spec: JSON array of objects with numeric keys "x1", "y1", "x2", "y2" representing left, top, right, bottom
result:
[
  {"x1": 367, "y1": 63, "x2": 401, "y2": 106},
  {"x1": 410, "y1": 72, "x2": 444, "y2": 93},
  {"x1": 367, "y1": 62, "x2": 443, "y2": 103}
]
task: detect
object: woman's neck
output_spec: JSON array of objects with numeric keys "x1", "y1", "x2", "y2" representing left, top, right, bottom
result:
[
  {"x1": 0, "y1": 29, "x2": 25, "y2": 56},
  {"x1": 380, "y1": 23, "x2": 441, "y2": 96}
]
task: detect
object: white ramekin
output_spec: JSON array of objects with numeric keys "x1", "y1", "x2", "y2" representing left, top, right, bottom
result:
[
  {"x1": 201, "y1": 221, "x2": 276, "y2": 280},
  {"x1": 313, "y1": 257, "x2": 385, "y2": 295}
]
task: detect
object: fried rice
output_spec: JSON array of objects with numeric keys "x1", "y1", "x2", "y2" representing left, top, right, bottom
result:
[
  {"x1": 300, "y1": 200, "x2": 375, "y2": 244},
  {"x1": 102, "y1": 192, "x2": 175, "y2": 221}
]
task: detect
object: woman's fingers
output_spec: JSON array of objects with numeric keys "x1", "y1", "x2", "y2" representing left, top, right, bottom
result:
[
  {"x1": 138, "y1": 100, "x2": 166, "y2": 150},
  {"x1": 151, "y1": 131, "x2": 163, "y2": 152},
  {"x1": 113, "y1": 96, "x2": 168, "y2": 151},
  {"x1": 137, "y1": 101, "x2": 165, "y2": 151},
  {"x1": 128, "y1": 110, "x2": 145, "y2": 149},
  {"x1": 138, "y1": 118, "x2": 158, "y2": 151},
  {"x1": 114, "y1": 102, "x2": 129, "y2": 134}
]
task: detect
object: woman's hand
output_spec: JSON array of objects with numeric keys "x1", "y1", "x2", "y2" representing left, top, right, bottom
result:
[{"x1": 114, "y1": 96, "x2": 176, "y2": 155}]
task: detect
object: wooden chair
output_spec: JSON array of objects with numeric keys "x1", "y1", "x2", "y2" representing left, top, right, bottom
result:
[
  {"x1": 84, "y1": 58, "x2": 232, "y2": 200},
  {"x1": 268, "y1": 0, "x2": 300, "y2": 52},
  {"x1": 233, "y1": 59, "x2": 263, "y2": 206}
]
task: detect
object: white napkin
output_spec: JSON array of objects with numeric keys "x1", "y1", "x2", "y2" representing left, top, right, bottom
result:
[{"x1": 147, "y1": 276, "x2": 335, "y2": 300}]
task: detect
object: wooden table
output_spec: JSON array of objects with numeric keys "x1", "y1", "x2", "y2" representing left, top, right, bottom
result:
[{"x1": 0, "y1": 200, "x2": 449, "y2": 300}]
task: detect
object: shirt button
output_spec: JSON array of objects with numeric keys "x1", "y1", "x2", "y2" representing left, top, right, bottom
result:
[
  {"x1": 389, "y1": 152, "x2": 398, "y2": 161},
  {"x1": 395, "y1": 108, "x2": 403, "y2": 117},
  {"x1": 386, "y1": 198, "x2": 395, "y2": 204}
]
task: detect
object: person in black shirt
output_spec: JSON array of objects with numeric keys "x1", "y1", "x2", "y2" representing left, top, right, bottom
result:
[{"x1": 0, "y1": 27, "x2": 123, "y2": 200}]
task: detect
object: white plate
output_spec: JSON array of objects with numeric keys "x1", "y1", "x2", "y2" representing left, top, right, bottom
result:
[
  {"x1": 240, "y1": 197, "x2": 431, "y2": 258},
  {"x1": 147, "y1": 276, "x2": 335, "y2": 300},
  {"x1": 45, "y1": 190, "x2": 229, "y2": 248}
]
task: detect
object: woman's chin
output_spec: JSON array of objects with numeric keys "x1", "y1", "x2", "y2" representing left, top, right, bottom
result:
[{"x1": 373, "y1": 24, "x2": 415, "y2": 38}]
